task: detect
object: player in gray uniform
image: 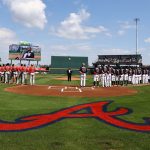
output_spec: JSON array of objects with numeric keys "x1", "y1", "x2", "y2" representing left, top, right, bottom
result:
[{"x1": 79, "y1": 63, "x2": 87, "y2": 87}]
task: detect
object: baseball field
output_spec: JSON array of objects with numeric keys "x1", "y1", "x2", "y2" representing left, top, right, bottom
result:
[{"x1": 0, "y1": 74, "x2": 150, "y2": 150}]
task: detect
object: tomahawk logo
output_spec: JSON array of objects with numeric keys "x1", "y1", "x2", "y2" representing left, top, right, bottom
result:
[{"x1": 0, "y1": 101, "x2": 149, "y2": 132}]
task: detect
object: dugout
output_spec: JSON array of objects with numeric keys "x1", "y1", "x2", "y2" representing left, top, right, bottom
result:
[{"x1": 50, "y1": 56, "x2": 88, "y2": 74}]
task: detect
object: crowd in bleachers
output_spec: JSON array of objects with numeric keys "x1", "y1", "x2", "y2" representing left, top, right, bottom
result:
[{"x1": 98, "y1": 57, "x2": 142, "y2": 64}]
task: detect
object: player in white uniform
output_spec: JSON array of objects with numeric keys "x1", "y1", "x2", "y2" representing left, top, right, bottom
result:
[
  {"x1": 119, "y1": 69, "x2": 124, "y2": 86},
  {"x1": 124, "y1": 69, "x2": 129, "y2": 86},
  {"x1": 128, "y1": 68, "x2": 132, "y2": 84},
  {"x1": 132, "y1": 69, "x2": 136, "y2": 85},
  {"x1": 106, "y1": 70, "x2": 112, "y2": 87},
  {"x1": 145, "y1": 69, "x2": 149, "y2": 84},
  {"x1": 111, "y1": 69, "x2": 116, "y2": 86},
  {"x1": 79, "y1": 63, "x2": 87, "y2": 87},
  {"x1": 134, "y1": 69, "x2": 138, "y2": 85},
  {"x1": 142, "y1": 70, "x2": 146, "y2": 84},
  {"x1": 115, "y1": 69, "x2": 120, "y2": 86}
]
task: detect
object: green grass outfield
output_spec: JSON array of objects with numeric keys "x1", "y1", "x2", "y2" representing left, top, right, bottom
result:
[{"x1": 0, "y1": 74, "x2": 150, "y2": 150}]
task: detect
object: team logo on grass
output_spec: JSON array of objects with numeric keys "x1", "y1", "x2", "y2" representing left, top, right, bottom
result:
[{"x1": 0, "y1": 101, "x2": 149, "y2": 132}]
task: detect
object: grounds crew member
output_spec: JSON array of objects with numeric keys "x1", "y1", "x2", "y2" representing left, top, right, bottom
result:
[{"x1": 79, "y1": 63, "x2": 87, "y2": 87}]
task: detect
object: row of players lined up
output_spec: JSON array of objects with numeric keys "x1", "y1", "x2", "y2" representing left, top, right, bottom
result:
[
  {"x1": 93, "y1": 66, "x2": 150, "y2": 87},
  {"x1": 79, "y1": 64, "x2": 150, "y2": 87},
  {"x1": 0, "y1": 64, "x2": 36, "y2": 85}
]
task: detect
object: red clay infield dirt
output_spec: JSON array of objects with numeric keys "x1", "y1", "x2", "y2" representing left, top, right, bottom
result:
[{"x1": 5, "y1": 85, "x2": 138, "y2": 98}]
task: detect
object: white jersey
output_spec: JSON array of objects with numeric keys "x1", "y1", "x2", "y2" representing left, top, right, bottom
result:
[{"x1": 124, "y1": 74, "x2": 128, "y2": 81}]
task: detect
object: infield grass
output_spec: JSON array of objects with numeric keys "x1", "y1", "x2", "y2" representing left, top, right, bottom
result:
[{"x1": 0, "y1": 74, "x2": 149, "y2": 150}]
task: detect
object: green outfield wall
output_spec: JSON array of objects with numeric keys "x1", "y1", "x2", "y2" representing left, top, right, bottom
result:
[{"x1": 50, "y1": 56, "x2": 88, "y2": 74}]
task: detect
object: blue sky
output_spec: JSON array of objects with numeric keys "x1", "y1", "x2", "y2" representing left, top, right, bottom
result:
[{"x1": 0, "y1": 0, "x2": 150, "y2": 65}]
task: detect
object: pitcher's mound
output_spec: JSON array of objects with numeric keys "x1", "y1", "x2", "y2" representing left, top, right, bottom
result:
[{"x1": 5, "y1": 85, "x2": 137, "y2": 98}]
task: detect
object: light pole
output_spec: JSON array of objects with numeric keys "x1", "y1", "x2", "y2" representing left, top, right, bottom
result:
[{"x1": 134, "y1": 18, "x2": 140, "y2": 67}]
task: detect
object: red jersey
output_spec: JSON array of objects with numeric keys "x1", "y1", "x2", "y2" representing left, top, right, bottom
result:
[
  {"x1": 20, "y1": 66, "x2": 24, "y2": 72},
  {"x1": 1, "y1": 66, "x2": 5, "y2": 72},
  {"x1": 13, "y1": 66, "x2": 18, "y2": 72},
  {"x1": 29, "y1": 66, "x2": 36, "y2": 73},
  {"x1": 16, "y1": 66, "x2": 21, "y2": 72},
  {"x1": 5, "y1": 66, "x2": 11, "y2": 72}
]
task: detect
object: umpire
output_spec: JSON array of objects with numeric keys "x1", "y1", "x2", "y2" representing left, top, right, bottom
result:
[{"x1": 67, "y1": 68, "x2": 72, "y2": 81}]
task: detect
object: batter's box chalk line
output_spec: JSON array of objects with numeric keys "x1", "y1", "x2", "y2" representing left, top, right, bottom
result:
[
  {"x1": 48, "y1": 86, "x2": 62, "y2": 90},
  {"x1": 61, "y1": 87, "x2": 82, "y2": 93}
]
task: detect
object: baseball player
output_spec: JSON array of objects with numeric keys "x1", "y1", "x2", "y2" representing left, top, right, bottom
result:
[
  {"x1": 5, "y1": 63, "x2": 11, "y2": 84},
  {"x1": 22, "y1": 64, "x2": 28, "y2": 84},
  {"x1": 132, "y1": 69, "x2": 136, "y2": 85},
  {"x1": 145, "y1": 69, "x2": 149, "y2": 84},
  {"x1": 79, "y1": 63, "x2": 87, "y2": 87},
  {"x1": 29, "y1": 64, "x2": 36, "y2": 85},
  {"x1": 111, "y1": 69, "x2": 116, "y2": 86},
  {"x1": 11, "y1": 64, "x2": 15, "y2": 84},
  {"x1": 0, "y1": 65, "x2": 3, "y2": 82},
  {"x1": 119, "y1": 69, "x2": 124, "y2": 86},
  {"x1": 148, "y1": 70, "x2": 150, "y2": 83},
  {"x1": 137, "y1": 68, "x2": 142, "y2": 84},
  {"x1": 93, "y1": 65, "x2": 100, "y2": 87},
  {"x1": 106, "y1": 70, "x2": 112, "y2": 87},
  {"x1": 142, "y1": 69, "x2": 146, "y2": 84},
  {"x1": 115, "y1": 69, "x2": 120, "y2": 86},
  {"x1": 135, "y1": 69, "x2": 138, "y2": 85},
  {"x1": 19, "y1": 64, "x2": 24, "y2": 84},
  {"x1": 124, "y1": 69, "x2": 129, "y2": 86},
  {"x1": 2, "y1": 64, "x2": 6, "y2": 83},
  {"x1": 128, "y1": 68, "x2": 133, "y2": 84},
  {"x1": 101, "y1": 70, "x2": 106, "y2": 87}
]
